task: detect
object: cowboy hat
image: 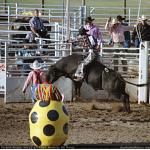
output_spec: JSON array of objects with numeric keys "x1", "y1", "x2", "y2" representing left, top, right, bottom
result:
[
  {"x1": 139, "y1": 15, "x2": 148, "y2": 21},
  {"x1": 85, "y1": 16, "x2": 95, "y2": 23},
  {"x1": 30, "y1": 60, "x2": 42, "y2": 70},
  {"x1": 117, "y1": 15, "x2": 125, "y2": 21},
  {"x1": 78, "y1": 26, "x2": 89, "y2": 35},
  {"x1": 111, "y1": 18, "x2": 118, "y2": 25}
]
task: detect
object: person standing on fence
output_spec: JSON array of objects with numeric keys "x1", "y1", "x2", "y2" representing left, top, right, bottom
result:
[
  {"x1": 22, "y1": 60, "x2": 44, "y2": 103},
  {"x1": 26, "y1": 9, "x2": 47, "y2": 42},
  {"x1": 132, "y1": 15, "x2": 150, "y2": 48},
  {"x1": 105, "y1": 17, "x2": 133, "y2": 72},
  {"x1": 84, "y1": 16, "x2": 103, "y2": 55}
]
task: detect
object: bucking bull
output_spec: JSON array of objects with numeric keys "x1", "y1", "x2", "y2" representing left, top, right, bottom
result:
[{"x1": 47, "y1": 54, "x2": 147, "y2": 112}]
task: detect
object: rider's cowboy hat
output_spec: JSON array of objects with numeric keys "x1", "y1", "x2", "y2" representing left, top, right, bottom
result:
[
  {"x1": 117, "y1": 15, "x2": 125, "y2": 21},
  {"x1": 139, "y1": 15, "x2": 148, "y2": 21},
  {"x1": 85, "y1": 16, "x2": 95, "y2": 23},
  {"x1": 78, "y1": 26, "x2": 89, "y2": 35},
  {"x1": 30, "y1": 60, "x2": 42, "y2": 70},
  {"x1": 111, "y1": 18, "x2": 118, "y2": 25}
]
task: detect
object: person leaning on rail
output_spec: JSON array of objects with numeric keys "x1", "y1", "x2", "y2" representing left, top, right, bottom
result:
[
  {"x1": 16, "y1": 40, "x2": 44, "y2": 76},
  {"x1": 105, "y1": 17, "x2": 134, "y2": 72},
  {"x1": 132, "y1": 15, "x2": 150, "y2": 48},
  {"x1": 84, "y1": 16, "x2": 103, "y2": 53},
  {"x1": 116, "y1": 15, "x2": 131, "y2": 48}
]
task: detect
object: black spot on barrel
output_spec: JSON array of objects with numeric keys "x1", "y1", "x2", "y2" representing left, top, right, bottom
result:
[
  {"x1": 63, "y1": 123, "x2": 68, "y2": 134},
  {"x1": 43, "y1": 124, "x2": 55, "y2": 136},
  {"x1": 62, "y1": 106, "x2": 69, "y2": 116},
  {"x1": 47, "y1": 110, "x2": 59, "y2": 121},
  {"x1": 30, "y1": 112, "x2": 38, "y2": 123},
  {"x1": 39, "y1": 101, "x2": 50, "y2": 107},
  {"x1": 32, "y1": 136, "x2": 41, "y2": 146}
]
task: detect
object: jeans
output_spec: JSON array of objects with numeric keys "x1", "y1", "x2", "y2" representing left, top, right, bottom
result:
[
  {"x1": 124, "y1": 40, "x2": 131, "y2": 48},
  {"x1": 113, "y1": 43, "x2": 127, "y2": 72},
  {"x1": 31, "y1": 85, "x2": 38, "y2": 103},
  {"x1": 135, "y1": 38, "x2": 140, "y2": 48}
]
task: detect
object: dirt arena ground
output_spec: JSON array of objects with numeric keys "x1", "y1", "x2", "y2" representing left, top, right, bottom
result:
[{"x1": 1, "y1": 97, "x2": 150, "y2": 148}]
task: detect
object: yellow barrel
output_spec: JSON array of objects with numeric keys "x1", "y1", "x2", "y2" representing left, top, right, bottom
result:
[{"x1": 29, "y1": 100, "x2": 69, "y2": 147}]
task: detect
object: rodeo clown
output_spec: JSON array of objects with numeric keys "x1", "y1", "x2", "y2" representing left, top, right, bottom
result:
[
  {"x1": 22, "y1": 60, "x2": 62, "y2": 103},
  {"x1": 74, "y1": 26, "x2": 102, "y2": 81}
]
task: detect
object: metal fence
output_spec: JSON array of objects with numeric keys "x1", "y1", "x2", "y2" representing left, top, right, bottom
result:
[
  {"x1": 0, "y1": 3, "x2": 150, "y2": 103},
  {"x1": 0, "y1": 39, "x2": 150, "y2": 103}
]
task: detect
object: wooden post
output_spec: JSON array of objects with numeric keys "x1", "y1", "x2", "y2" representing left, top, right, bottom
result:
[
  {"x1": 66, "y1": 0, "x2": 70, "y2": 41},
  {"x1": 4, "y1": 0, "x2": 7, "y2": 13},
  {"x1": 41, "y1": 0, "x2": 44, "y2": 15},
  {"x1": 124, "y1": 0, "x2": 126, "y2": 18},
  {"x1": 82, "y1": 0, "x2": 85, "y2": 6},
  {"x1": 137, "y1": 0, "x2": 142, "y2": 19}
]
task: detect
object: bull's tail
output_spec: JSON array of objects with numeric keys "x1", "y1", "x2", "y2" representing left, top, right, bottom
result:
[
  {"x1": 103, "y1": 68, "x2": 148, "y2": 87},
  {"x1": 114, "y1": 71, "x2": 148, "y2": 86}
]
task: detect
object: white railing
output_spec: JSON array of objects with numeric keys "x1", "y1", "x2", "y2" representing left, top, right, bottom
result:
[{"x1": 0, "y1": 40, "x2": 150, "y2": 103}]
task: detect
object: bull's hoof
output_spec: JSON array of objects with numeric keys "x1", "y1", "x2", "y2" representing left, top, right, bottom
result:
[
  {"x1": 71, "y1": 96, "x2": 79, "y2": 102},
  {"x1": 72, "y1": 97, "x2": 77, "y2": 102},
  {"x1": 123, "y1": 108, "x2": 131, "y2": 113},
  {"x1": 126, "y1": 109, "x2": 131, "y2": 113},
  {"x1": 72, "y1": 96, "x2": 85, "y2": 102}
]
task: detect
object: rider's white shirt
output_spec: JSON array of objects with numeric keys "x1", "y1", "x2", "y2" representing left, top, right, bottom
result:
[{"x1": 88, "y1": 35, "x2": 96, "y2": 46}]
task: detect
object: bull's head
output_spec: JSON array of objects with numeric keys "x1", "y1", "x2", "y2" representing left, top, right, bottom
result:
[
  {"x1": 47, "y1": 65, "x2": 63, "y2": 83},
  {"x1": 47, "y1": 65, "x2": 56, "y2": 83}
]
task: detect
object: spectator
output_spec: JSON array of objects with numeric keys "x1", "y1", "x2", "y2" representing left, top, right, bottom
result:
[
  {"x1": 117, "y1": 15, "x2": 131, "y2": 48},
  {"x1": 132, "y1": 15, "x2": 150, "y2": 48},
  {"x1": 22, "y1": 60, "x2": 44, "y2": 103},
  {"x1": 84, "y1": 16, "x2": 103, "y2": 52},
  {"x1": 25, "y1": 32, "x2": 35, "y2": 43},
  {"x1": 16, "y1": 40, "x2": 37, "y2": 75},
  {"x1": 105, "y1": 17, "x2": 133, "y2": 71},
  {"x1": 26, "y1": 9, "x2": 47, "y2": 42},
  {"x1": 17, "y1": 40, "x2": 36, "y2": 57}
]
